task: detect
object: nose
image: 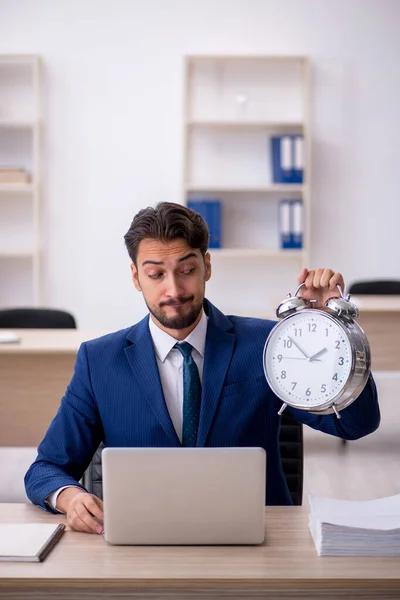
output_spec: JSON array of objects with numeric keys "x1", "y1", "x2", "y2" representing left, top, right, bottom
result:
[{"x1": 165, "y1": 274, "x2": 184, "y2": 299}]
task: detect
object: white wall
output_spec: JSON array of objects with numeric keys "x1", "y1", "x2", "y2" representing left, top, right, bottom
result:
[{"x1": 0, "y1": 0, "x2": 399, "y2": 330}]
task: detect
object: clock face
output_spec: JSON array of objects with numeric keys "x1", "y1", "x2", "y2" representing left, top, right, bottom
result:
[{"x1": 264, "y1": 310, "x2": 353, "y2": 409}]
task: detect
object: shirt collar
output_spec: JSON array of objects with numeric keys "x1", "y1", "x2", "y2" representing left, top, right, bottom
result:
[{"x1": 148, "y1": 310, "x2": 208, "y2": 363}]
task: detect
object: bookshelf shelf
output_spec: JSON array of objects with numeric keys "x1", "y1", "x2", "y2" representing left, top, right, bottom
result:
[
  {"x1": 209, "y1": 248, "x2": 305, "y2": 259},
  {"x1": 186, "y1": 184, "x2": 304, "y2": 194},
  {"x1": 0, "y1": 183, "x2": 35, "y2": 193},
  {"x1": 0, "y1": 120, "x2": 37, "y2": 129},
  {"x1": 0, "y1": 249, "x2": 36, "y2": 258},
  {"x1": 186, "y1": 120, "x2": 304, "y2": 131},
  {"x1": 0, "y1": 54, "x2": 42, "y2": 307}
]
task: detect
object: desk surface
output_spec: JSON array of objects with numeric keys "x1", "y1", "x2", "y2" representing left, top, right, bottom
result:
[
  {"x1": 229, "y1": 295, "x2": 400, "y2": 317},
  {"x1": 0, "y1": 329, "x2": 109, "y2": 353},
  {"x1": 350, "y1": 295, "x2": 400, "y2": 311},
  {"x1": 0, "y1": 504, "x2": 399, "y2": 600}
]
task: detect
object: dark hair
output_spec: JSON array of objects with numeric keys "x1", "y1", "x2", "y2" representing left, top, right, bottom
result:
[{"x1": 124, "y1": 202, "x2": 210, "y2": 265}]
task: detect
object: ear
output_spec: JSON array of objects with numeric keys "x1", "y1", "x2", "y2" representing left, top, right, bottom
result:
[
  {"x1": 130, "y1": 263, "x2": 142, "y2": 292},
  {"x1": 204, "y1": 252, "x2": 212, "y2": 282}
]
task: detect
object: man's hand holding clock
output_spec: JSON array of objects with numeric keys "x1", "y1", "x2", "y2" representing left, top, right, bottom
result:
[{"x1": 297, "y1": 267, "x2": 344, "y2": 307}]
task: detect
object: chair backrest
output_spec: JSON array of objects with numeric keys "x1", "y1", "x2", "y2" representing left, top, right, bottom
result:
[
  {"x1": 84, "y1": 414, "x2": 304, "y2": 506},
  {"x1": 0, "y1": 447, "x2": 38, "y2": 502},
  {"x1": 348, "y1": 280, "x2": 400, "y2": 295},
  {"x1": 279, "y1": 412, "x2": 303, "y2": 505},
  {"x1": 0, "y1": 308, "x2": 77, "y2": 329}
]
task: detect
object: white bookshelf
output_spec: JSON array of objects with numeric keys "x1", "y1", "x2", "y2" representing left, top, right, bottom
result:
[
  {"x1": 0, "y1": 55, "x2": 42, "y2": 308},
  {"x1": 182, "y1": 55, "x2": 311, "y2": 313},
  {"x1": 185, "y1": 184, "x2": 305, "y2": 194}
]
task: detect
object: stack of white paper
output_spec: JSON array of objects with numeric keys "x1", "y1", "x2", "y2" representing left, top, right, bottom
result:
[
  {"x1": 308, "y1": 493, "x2": 400, "y2": 556},
  {"x1": 0, "y1": 331, "x2": 20, "y2": 344}
]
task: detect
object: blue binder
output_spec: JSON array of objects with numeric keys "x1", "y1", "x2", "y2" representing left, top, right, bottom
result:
[
  {"x1": 271, "y1": 135, "x2": 304, "y2": 184},
  {"x1": 278, "y1": 199, "x2": 303, "y2": 249},
  {"x1": 278, "y1": 199, "x2": 292, "y2": 249},
  {"x1": 187, "y1": 199, "x2": 222, "y2": 249},
  {"x1": 291, "y1": 200, "x2": 303, "y2": 249}
]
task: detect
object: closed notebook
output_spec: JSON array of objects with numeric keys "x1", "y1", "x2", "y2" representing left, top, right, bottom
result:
[{"x1": 0, "y1": 523, "x2": 65, "y2": 562}]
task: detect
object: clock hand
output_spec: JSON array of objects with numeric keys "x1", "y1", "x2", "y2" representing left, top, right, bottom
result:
[
  {"x1": 309, "y1": 347, "x2": 328, "y2": 362},
  {"x1": 287, "y1": 336, "x2": 311, "y2": 360},
  {"x1": 280, "y1": 356, "x2": 322, "y2": 361}
]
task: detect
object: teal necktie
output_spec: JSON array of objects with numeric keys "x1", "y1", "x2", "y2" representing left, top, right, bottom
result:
[{"x1": 174, "y1": 342, "x2": 201, "y2": 447}]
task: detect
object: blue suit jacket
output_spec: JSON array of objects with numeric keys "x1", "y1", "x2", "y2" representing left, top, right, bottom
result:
[{"x1": 25, "y1": 300, "x2": 380, "y2": 509}]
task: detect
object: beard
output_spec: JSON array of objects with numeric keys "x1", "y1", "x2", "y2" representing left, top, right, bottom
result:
[{"x1": 145, "y1": 294, "x2": 203, "y2": 330}]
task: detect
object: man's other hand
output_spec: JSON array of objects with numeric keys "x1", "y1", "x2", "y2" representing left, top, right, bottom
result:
[
  {"x1": 57, "y1": 487, "x2": 104, "y2": 534},
  {"x1": 297, "y1": 268, "x2": 344, "y2": 308}
]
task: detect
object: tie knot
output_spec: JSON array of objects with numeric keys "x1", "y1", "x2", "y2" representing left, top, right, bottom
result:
[{"x1": 174, "y1": 341, "x2": 193, "y2": 358}]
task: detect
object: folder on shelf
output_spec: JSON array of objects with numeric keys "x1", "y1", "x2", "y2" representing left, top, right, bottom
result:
[
  {"x1": 293, "y1": 136, "x2": 304, "y2": 182},
  {"x1": 278, "y1": 200, "x2": 292, "y2": 249},
  {"x1": 271, "y1": 135, "x2": 304, "y2": 184},
  {"x1": 187, "y1": 199, "x2": 222, "y2": 248},
  {"x1": 278, "y1": 199, "x2": 303, "y2": 250},
  {"x1": 291, "y1": 200, "x2": 303, "y2": 249}
]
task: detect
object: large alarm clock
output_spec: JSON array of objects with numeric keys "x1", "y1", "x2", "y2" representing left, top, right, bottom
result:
[{"x1": 263, "y1": 283, "x2": 371, "y2": 418}]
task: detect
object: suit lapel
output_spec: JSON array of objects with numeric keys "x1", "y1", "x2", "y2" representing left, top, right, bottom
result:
[
  {"x1": 124, "y1": 318, "x2": 180, "y2": 445},
  {"x1": 197, "y1": 302, "x2": 235, "y2": 447}
]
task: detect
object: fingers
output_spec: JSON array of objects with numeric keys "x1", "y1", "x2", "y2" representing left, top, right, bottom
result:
[
  {"x1": 328, "y1": 271, "x2": 345, "y2": 292},
  {"x1": 66, "y1": 493, "x2": 104, "y2": 535},
  {"x1": 302, "y1": 268, "x2": 344, "y2": 293},
  {"x1": 85, "y1": 494, "x2": 104, "y2": 520},
  {"x1": 297, "y1": 267, "x2": 308, "y2": 285}
]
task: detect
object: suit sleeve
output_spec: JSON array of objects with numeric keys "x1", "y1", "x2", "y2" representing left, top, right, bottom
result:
[
  {"x1": 285, "y1": 373, "x2": 380, "y2": 440},
  {"x1": 24, "y1": 343, "x2": 104, "y2": 512}
]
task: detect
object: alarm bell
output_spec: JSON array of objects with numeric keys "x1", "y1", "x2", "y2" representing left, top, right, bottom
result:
[{"x1": 277, "y1": 283, "x2": 359, "y2": 322}]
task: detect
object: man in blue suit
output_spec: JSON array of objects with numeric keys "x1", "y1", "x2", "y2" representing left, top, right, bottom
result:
[{"x1": 25, "y1": 202, "x2": 380, "y2": 534}]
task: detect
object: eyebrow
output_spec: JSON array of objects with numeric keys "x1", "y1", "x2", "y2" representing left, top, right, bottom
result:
[{"x1": 142, "y1": 252, "x2": 198, "y2": 267}]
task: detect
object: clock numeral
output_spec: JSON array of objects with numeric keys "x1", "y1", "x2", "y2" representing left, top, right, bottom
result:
[
  {"x1": 332, "y1": 373, "x2": 338, "y2": 381},
  {"x1": 335, "y1": 340, "x2": 340, "y2": 349},
  {"x1": 338, "y1": 356, "x2": 344, "y2": 365},
  {"x1": 294, "y1": 328, "x2": 302, "y2": 337},
  {"x1": 281, "y1": 370, "x2": 287, "y2": 379},
  {"x1": 277, "y1": 354, "x2": 283, "y2": 363},
  {"x1": 291, "y1": 382, "x2": 297, "y2": 391},
  {"x1": 325, "y1": 328, "x2": 329, "y2": 337},
  {"x1": 283, "y1": 339, "x2": 293, "y2": 348},
  {"x1": 309, "y1": 323, "x2": 317, "y2": 333},
  {"x1": 306, "y1": 388, "x2": 311, "y2": 396},
  {"x1": 321, "y1": 384, "x2": 327, "y2": 393}
]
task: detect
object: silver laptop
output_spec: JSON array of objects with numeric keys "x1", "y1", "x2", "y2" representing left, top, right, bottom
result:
[{"x1": 102, "y1": 447, "x2": 266, "y2": 545}]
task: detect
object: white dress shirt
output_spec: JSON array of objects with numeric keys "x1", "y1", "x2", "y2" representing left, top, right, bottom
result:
[
  {"x1": 149, "y1": 309, "x2": 207, "y2": 442},
  {"x1": 46, "y1": 310, "x2": 208, "y2": 511}
]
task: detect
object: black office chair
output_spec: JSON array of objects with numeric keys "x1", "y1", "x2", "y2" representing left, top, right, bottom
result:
[
  {"x1": 342, "y1": 280, "x2": 400, "y2": 446},
  {"x1": 348, "y1": 280, "x2": 400, "y2": 295},
  {"x1": 84, "y1": 414, "x2": 304, "y2": 506},
  {"x1": 0, "y1": 308, "x2": 77, "y2": 329},
  {"x1": 279, "y1": 411, "x2": 303, "y2": 505}
]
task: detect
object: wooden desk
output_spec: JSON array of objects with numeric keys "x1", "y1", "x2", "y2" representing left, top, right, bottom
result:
[
  {"x1": 351, "y1": 296, "x2": 400, "y2": 371},
  {"x1": 0, "y1": 504, "x2": 399, "y2": 600},
  {"x1": 0, "y1": 330, "x2": 107, "y2": 446}
]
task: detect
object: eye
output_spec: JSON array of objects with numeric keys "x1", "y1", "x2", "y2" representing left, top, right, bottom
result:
[
  {"x1": 148, "y1": 273, "x2": 163, "y2": 280},
  {"x1": 182, "y1": 267, "x2": 195, "y2": 275}
]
